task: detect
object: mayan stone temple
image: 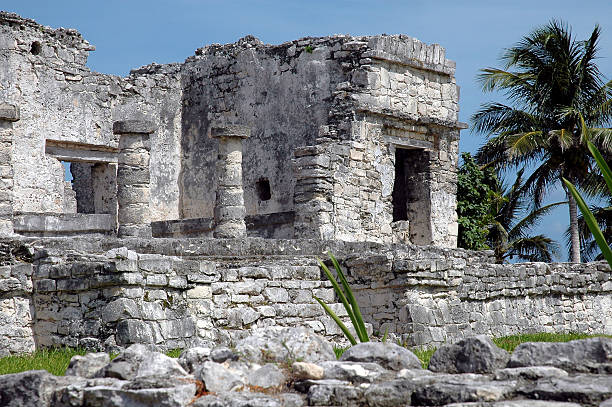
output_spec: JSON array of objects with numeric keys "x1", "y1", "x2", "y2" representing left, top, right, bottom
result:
[{"x1": 0, "y1": 10, "x2": 611, "y2": 363}]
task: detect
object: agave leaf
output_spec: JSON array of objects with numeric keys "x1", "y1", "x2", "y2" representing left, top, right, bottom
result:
[
  {"x1": 588, "y1": 141, "x2": 612, "y2": 195},
  {"x1": 328, "y1": 252, "x2": 369, "y2": 342},
  {"x1": 563, "y1": 178, "x2": 612, "y2": 267},
  {"x1": 313, "y1": 295, "x2": 356, "y2": 345},
  {"x1": 317, "y1": 258, "x2": 360, "y2": 336}
]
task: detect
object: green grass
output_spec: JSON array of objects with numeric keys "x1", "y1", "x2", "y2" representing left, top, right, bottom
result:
[
  {"x1": 410, "y1": 346, "x2": 436, "y2": 369},
  {"x1": 0, "y1": 347, "x2": 184, "y2": 376},
  {"x1": 0, "y1": 348, "x2": 87, "y2": 376},
  {"x1": 165, "y1": 348, "x2": 183, "y2": 358},
  {"x1": 333, "y1": 346, "x2": 348, "y2": 359},
  {"x1": 492, "y1": 332, "x2": 612, "y2": 353}
]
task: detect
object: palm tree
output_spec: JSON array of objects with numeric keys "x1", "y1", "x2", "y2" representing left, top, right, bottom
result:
[
  {"x1": 472, "y1": 20, "x2": 612, "y2": 262},
  {"x1": 488, "y1": 168, "x2": 563, "y2": 263}
]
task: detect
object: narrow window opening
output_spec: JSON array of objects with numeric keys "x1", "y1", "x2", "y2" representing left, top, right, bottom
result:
[
  {"x1": 70, "y1": 162, "x2": 95, "y2": 214},
  {"x1": 30, "y1": 41, "x2": 41, "y2": 55},
  {"x1": 256, "y1": 179, "x2": 271, "y2": 201},
  {"x1": 61, "y1": 161, "x2": 77, "y2": 213},
  {"x1": 392, "y1": 149, "x2": 409, "y2": 221}
]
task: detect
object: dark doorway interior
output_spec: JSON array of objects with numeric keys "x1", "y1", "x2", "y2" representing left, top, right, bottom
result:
[
  {"x1": 392, "y1": 147, "x2": 432, "y2": 244},
  {"x1": 256, "y1": 178, "x2": 272, "y2": 201}
]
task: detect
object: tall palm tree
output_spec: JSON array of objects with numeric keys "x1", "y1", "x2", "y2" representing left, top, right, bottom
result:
[
  {"x1": 488, "y1": 168, "x2": 563, "y2": 263},
  {"x1": 472, "y1": 20, "x2": 612, "y2": 262}
]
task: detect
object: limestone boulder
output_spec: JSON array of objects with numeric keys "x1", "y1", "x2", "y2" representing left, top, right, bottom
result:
[
  {"x1": 192, "y1": 392, "x2": 303, "y2": 407},
  {"x1": 412, "y1": 375, "x2": 517, "y2": 406},
  {"x1": 65, "y1": 352, "x2": 110, "y2": 378},
  {"x1": 247, "y1": 363, "x2": 287, "y2": 390},
  {"x1": 362, "y1": 379, "x2": 416, "y2": 407},
  {"x1": 339, "y1": 342, "x2": 422, "y2": 371},
  {"x1": 444, "y1": 401, "x2": 583, "y2": 406},
  {"x1": 508, "y1": 337, "x2": 612, "y2": 373},
  {"x1": 0, "y1": 370, "x2": 74, "y2": 407},
  {"x1": 319, "y1": 360, "x2": 390, "y2": 383},
  {"x1": 292, "y1": 361, "x2": 324, "y2": 380},
  {"x1": 517, "y1": 374, "x2": 612, "y2": 405},
  {"x1": 209, "y1": 346, "x2": 239, "y2": 363},
  {"x1": 306, "y1": 379, "x2": 364, "y2": 406},
  {"x1": 178, "y1": 346, "x2": 211, "y2": 374},
  {"x1": 235, "y1": 326, "x2": 335, "y2": 364},
  {"x1": 429, "y1": 335, "x2": 510, "y2": 374},
  {"x1": 97, "y1": 344, "x2": 188, "y2": 380},
  {"x1": 601, "y1": 397, "x2": 612, "y2": 407},
  {"x1": 493, "y1": 366, "x2": 568, "y2": 381},
  {"x1": 81, "y1": 377, "x2": 195, "y2": 407},
  {"x1": 197, "y1": 361, "x2": 246, "y2": 392}
]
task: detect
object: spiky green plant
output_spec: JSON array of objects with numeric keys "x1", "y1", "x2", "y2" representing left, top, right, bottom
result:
[
  {"x1": 313, "y1": 252, "x2": 369, "y2": 345},
  {"x1": 563, "y1": 140, "x2": 612, "y2": 267}
]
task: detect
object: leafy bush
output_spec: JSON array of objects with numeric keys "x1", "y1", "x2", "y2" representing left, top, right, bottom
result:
[{"x1": 457, "y1": 152, "x2": 497, "y2": 250}]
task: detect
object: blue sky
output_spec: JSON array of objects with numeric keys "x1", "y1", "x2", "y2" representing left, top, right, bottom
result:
[{"x1": 4, "y1": 0, "x2": 612, "y2": 259}]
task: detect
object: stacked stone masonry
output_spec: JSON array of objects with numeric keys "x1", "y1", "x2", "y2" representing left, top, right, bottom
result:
[
  {"x1": 0, "y1": 237, "x2": 611, "y2": 355},
  {"x1": 1, "y1": 12, "x2": 462, "y2": 246},
  {"x1": 0, "y1": 103, "x2": 18, "y2": 236}
]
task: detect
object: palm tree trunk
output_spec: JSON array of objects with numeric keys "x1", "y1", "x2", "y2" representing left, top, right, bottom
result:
[{"x1": 567, "y1": 191, "x2": 581, "y2": 263}]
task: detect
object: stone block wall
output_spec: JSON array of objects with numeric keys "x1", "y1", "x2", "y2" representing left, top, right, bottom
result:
[
  {"x1": 343, "y1": 247, "x2": 612, "y2": 347},
  {"x1": 28, "y1": 244, "x2": 343, "y2": 352},
  {"x1": 1, "y1": 236, "x2": 611, "y2": 355},
  {"x1": 179, "y1": 34, "x2": 461, "y2": 246},
  {"x1": 0, "y1": 262, "x2": 34, "y2": 356}
]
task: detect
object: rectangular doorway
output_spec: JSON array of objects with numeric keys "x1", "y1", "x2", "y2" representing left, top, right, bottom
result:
[{"x1": 392, "y1": 147, "x2": 432, "y2": 245}]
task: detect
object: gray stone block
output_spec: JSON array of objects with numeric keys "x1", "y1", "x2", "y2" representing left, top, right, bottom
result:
[
  {"x1": 113, "y1": 120, "x2": 156, "y2": 134},
  {"x1": 340, "y1": 342, "x2": 422, "y2": 371},
  {"x1": 0, "y1": 103, "x2": 19, "y2": 122},
  {"x1": 209, "y1": 124, "x2": 251, "y2": 139},
  {"x1": 429, "y1": 335, "x2": 510, "y2": 374}
]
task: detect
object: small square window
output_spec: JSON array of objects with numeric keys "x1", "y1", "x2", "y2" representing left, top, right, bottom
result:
[{"x1": 256, "y1": 179, "x2": 271, "y2": 201}]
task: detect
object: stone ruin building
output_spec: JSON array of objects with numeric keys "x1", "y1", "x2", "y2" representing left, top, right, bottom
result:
[{"x1": 0, "y1": 11, "x2": 611, "y2": 355}]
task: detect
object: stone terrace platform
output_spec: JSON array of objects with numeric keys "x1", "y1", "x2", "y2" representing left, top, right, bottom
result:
[{"x1": 1, "y1": 236, "x2": 610, "y2": 355}]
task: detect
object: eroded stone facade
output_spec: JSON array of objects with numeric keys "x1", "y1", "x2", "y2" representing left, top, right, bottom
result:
[{"x1": 0, "y1": 11, "x2": 462, "y2": 246}]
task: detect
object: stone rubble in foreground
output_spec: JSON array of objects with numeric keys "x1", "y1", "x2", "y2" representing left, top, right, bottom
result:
[{"x1": 1, "y1": 328, "x2": 611, "y2": 407}]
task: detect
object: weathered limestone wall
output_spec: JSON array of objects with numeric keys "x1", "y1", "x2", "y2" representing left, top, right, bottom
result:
[
  {"x1": 0, "y1": 12, "x2": 182, "y2": 221},
  {"x1": 29, "y1": 244, "x2": 342, "y2": 351},
  {"x1": 179, "y1": 36, "x2": 343, "y2": 219},
  {"x1": 179, "y1": 35, "x2": 461, "y2": 246},
  {"x1": 0, "y1": 261, "x2": 34, "y2": 356},
  {"x1": 344, "y1": 248, "x2": 612, "y2": 347},
  {"x1": 0, "y1": 103, "x2": 18, "y2": 236},
  {"x1": 1, "y1": 236, "x2": 611, "y2": 355}
]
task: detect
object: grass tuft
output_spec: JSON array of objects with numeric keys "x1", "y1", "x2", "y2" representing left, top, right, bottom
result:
[
  {"x1": 0, "y1": 348, "x2": 87, "y2": 376},
  {"x1": 410, "y1": 347, "x2": 436, "y2": 369},
  {"x1": 333, "y1": 346, "x2": 348, "y2": 359},
  {"x1": 165, "y1": 348, "x2": 183, "y2": 358}
]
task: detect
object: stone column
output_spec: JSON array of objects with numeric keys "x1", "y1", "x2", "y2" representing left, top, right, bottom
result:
[
  {"x1": 0, "y1": 103, "x2": 19, "y2": 237},
  {"x1": 113, "y1": 120, "x2": 156, "y2": 238},
  {"x1": 210, "y1": 124, "x2": 250, "y2": 238}
]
